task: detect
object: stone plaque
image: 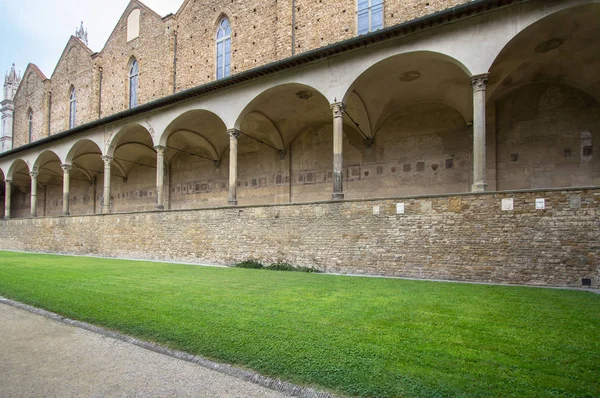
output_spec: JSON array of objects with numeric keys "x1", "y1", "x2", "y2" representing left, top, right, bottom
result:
[
  {"x1": 396, "y1": 203, "x2": 405, "y2": 214},
  {"x1": 420, "y1": 201, "x2": 432, "y2": 212},
  {"x1": 501, "y1": 198, "x2": 514, "y2": 211},
  {"x1": 570, "y1": 196, "x2": 581, "y2": 209},
  {"x1": 373, "y1": 205, "x2": 380, "y2": 215},
  {"x1": 535, "y1": 198, "x2": 545, "y2": 210}
]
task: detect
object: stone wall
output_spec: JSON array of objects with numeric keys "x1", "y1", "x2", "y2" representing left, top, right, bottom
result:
[
  {"x1": 496, "y1": 83, "x2": 600, "y2": 190},
  {"x1": 13, "y1": 68, "x2": 48, "y2": 147},
  {"x1": 49, "y1": 39, "x2": 96, "y2": 134},
  {"x1": 98, "y1": 2, "x2": 174, "y2": 117},
  {"x1": 0, "y1": 188, "x2": 597, "y2": 288}
]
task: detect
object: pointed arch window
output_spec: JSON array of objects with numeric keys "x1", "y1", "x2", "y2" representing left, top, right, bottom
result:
[
  {"x1": 357, "y1": 0, "x2": 383, "y2": 35},
  {"x1": 129, "y1": 59, "x2": 139, "y2": 108},
  {"x1": 69, "y1": 86, "x2": 76, "y2": 129},
  {"x1": 216, "y1": 18, "x2": 231, "y2": 80},
  {"x1": 27, "y1": 109, "x2": 33, "y2": 143}
]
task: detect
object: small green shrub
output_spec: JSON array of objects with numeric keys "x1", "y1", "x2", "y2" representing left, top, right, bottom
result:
[
  {"x1": 267, "y1": 262, "x2": 322, "y2": 273},
  {"x1": 235, "y1": 260, "x2": 264, "y2": 269},
  {"x1": 266, "y1": 262, "x2": 297, "y2": 271}
]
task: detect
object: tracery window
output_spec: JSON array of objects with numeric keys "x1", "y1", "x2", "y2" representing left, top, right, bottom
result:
[
  {"x1": 357, "y1": 0, "x2": 383, "y2": 35},
  {"x1": 69, "y1": 86, "x2": 76, "y2": 129},
  {"x1": 216, "y1": 18, "x2": 231, "y2": 80},
  {"x1": 27, "y1": 109, "x2": 33, "y2": 143},
  {"x1": 129, "y1": 59, "x2": 139, "y2": 108}
]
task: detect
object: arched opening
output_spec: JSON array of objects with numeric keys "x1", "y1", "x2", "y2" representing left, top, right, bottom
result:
[
  {"x1": 32, "y1": 151, "x2": 63, "y2": 217},
  {"x1": 7, "y1": 159, "x2": 31, "y2": 219},
  {"x1": 66, "y1": 139, "x2": 104, "y2": 215},
  {"x1": 160, "y1": 110, "x2": 227, "y2": 209},
  {"x1": 341, "y1": 51, "x2": 474, "y2": 197},
  {"x1": 236, "y1": 83, "x2": 333, "y2": 204},
  {"x1": 489, "y1": 3, "x2": 600, "y2": 190},
  {"x1": 107, "y1": 124, "x2": 156, "y2": 213}
]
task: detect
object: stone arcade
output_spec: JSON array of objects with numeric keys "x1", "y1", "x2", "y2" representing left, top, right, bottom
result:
[{"x1": 0, "y1": 0, "x2": 598, "y2": 288}]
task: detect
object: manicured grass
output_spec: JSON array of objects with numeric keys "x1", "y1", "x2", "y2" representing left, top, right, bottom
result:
[{"x1": 0, "y1": 251, "x2": 598, "y2": 397}]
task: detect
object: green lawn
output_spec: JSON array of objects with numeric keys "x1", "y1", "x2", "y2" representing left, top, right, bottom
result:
[{"x1": 0, "y1": 251, "x2": 598, "y2": 397}]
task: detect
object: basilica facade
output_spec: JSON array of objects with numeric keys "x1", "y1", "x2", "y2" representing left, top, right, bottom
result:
[{"x1": 0, "y1": 0, "x2": 598, "y2": 288}]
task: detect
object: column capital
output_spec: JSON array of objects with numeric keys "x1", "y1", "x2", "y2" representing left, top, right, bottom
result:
[
  {"x1": 330, "y1": 102, "x2": 346, "y2": 118},
  {"x1": 470, "y1": 73, "x2": 489, "y2": 92},
  {"x1": 61, "y1": 164, "x2": 72, "y2": 173},
  {"x1": 4, "y1": 179, "x2": 11, "y2": 184},
  {"x1": 101, "y1": 155, "x2": 113, "y2": 165},
  {"x1": 29, "y1": 171, "x2": 38, "y2": 179},
  {"x1": 154, "y1": 145, "x2": 167, "y2": 155},
  {"x1": 227, "y1": 128, "x2": 241, "y2": 139}
]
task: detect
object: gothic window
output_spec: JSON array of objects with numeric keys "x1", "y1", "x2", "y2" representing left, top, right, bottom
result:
[
  {"x1": 69, "y1": 86, "x2": 76, "y2": 129},
  {"x1": 216, "y1": 18, "x2": 231, "y2": 80},
  {"x1": 129, "y1": 59, "x2": 139, "y2": 108},
  {"x1": 27, "y1": 109, "x2": 33, "y2": 143},
  {"x1": 357, "y1": 0, "x2": 384, "y2": 35}
]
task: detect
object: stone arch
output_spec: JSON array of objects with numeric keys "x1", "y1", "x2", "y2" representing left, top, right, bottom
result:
[
  {"x1": 342, "y1": 51, "x2": 471, "y2": 119},
  {"x1": 7, "y1": 158, "x2": 30, "y2": 181},
  {"x1": 335, "y1": 51, "x2": 473, "y2": 198},
  {"x1": 105, "y1": 123, "x2": 157, "y2": 213},
  {"x1": 488, "y1": 2, "x2": 600, "y2": 102},
  {"x1": 106, "y1": 123, "x2": 152, "y2": 157},
  {"x1": 234, "y1": 83, "x2": 330, "y2": 144},
  {"x1": 33, "y1": 150, "x2": 64, "y2": 171},
  {"x1": 339, "y1": 50, "x2": 471, "y2": 105},
  {"x1": 160, "y1": 109, "x2": 228, "y2": 210}
]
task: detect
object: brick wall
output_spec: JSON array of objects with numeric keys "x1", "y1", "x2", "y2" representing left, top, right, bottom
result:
[{"x1": 1, "y1": 188, "x2": 597, "y2": 288}]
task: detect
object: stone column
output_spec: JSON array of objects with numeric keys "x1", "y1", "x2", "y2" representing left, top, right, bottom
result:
[
  {"x1": 4, "y1": 179, "x2": 11, "y2": 219},
  {"x1": 471, "y1": 73, "x2": 489, "y2": 193},
  {"x1": 331, "y1": 102, "x2": 345, "y2": 200},
  {"x1": 29, "y1": 170, "x2": 38, "y2": 217},
  {"x1": 102, "y1": 155, "x2": 112, "y2": 214},
  {"x1": 155, "y1": 145, "x2": 166, "y2": 210},
  {"x1": 61, "y1": 164, "x2": 71, "y2": 216},
  {"x1": 227, "y1": 129, "x2": 240, "y2": 205}
]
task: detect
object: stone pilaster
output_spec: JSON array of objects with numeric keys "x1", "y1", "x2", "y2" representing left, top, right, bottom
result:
[
  {"x1": 471, "y1": 73, "x2": 489, "y2": 193},
  {"x1": 227, "y1": 129, "x2": 240, "y2": 206},
  {"x1": 102, "y1": 156, "x2": 113, "y2": 214},
  {"x1": 331, "y1": 102, "x2": 345, "y2": 200},
  {"x1": 155, "y1": 145, "x2": 166, "y2": 210},
  {"x1": 61, "y1": 164, "x2": 71, "y2": 216}
]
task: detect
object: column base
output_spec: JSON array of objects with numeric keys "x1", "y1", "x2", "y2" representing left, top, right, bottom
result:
[
  {"x1": 228, "y1": 199, "x2": 238, "y2": 206},
  {"x1": 156, "y1": 205, "x2": 165, "y2": 210},
  {"x1": 471, "y1": 182, "x2": 488, "y2": 193},
  {"x1": 332, "y1": 192, "x2": 344, "y2": 201},
  {"x1": 62, "y1": 212, "x2": 70, "y2": 217},
  {"x1": 4, "y1": 216, "x2": 10, "y2": 220}
]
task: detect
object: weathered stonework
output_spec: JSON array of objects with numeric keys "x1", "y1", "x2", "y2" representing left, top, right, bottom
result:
[
  {"x1": 13, "y1": 66, "x2": 49, "y2": 146},
  {"x1": 98, "y1": 2, "x2": 175, "y2": 117},
  {"x1": 0, "y1": 188, "x2": 597, "y2": 289},
  {"x1": 50, "y1": 37, "x2": 96, "y2": 133}
]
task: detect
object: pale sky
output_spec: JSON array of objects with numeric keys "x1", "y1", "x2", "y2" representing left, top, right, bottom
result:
[{"x1": 0, "y1": 0, "x2": 184, "y2": 84}]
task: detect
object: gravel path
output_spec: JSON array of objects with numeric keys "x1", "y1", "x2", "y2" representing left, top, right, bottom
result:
[{"x1": 0, "y1": 303, "x2": 289, "y2": 398}]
